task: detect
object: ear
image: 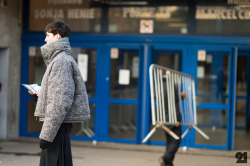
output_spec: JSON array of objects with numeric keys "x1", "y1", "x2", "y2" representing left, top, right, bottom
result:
[{"x1": 56, "y1": 34, "x2": 61, "y2": 39}]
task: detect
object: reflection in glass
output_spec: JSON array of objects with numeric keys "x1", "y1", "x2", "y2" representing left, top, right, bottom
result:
[
  {"x1": 236, "y1": 56, "x2": 247, "y2": 95},
  {"x1": 28, "y1": 46, "x2": 46, "y2": 84},
  {"x1": 71, "y1": 48, "x2": 97, "y2": 98},
  {"x1": 29, "y1": 0, "x2": 101, "y2": 32},
  {"x1": 235, "y1": 56, "x2": 247, "y2": 128},
  {"x1": 110, "y1": 49, "x2": 139, "y2": 99},
  {"x1": 154, "y1": 50, "x2": 181, "y2": 70},
  {"x1": 108, "y1": 6, "x2": 188, "y2": 34},
  {"x1": 27, "y1": 100, "x2": 42, "y2": 133},
  {"x1": 196, "y1": 6, "x2": 250, "y2": 35},
  {"x1": 71, "y1": 103, "x2": 95, "y2": 137},
  {"x1": 148, "y1": 124, "x2": 165, "y2": 142},
  {"x1": 235, "y1": 99, "x2": 246, "y2": 127},
  {"x1": 197, "y1": 53, "x2": 229, "y2": 104},
  {"x1": 195, "y1": 108, "x2": 227, "y2": 146},
  {"x1": 109, "y1": 104, "x2": 137, "y2": 139}
]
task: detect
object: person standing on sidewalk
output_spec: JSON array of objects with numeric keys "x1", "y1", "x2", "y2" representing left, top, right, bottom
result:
[
  {"x1": 32, "y1": 21, "x2": 90, "y2": 166},
  {"x1": 160, "y1": 84, "x2": 186, "y2": 166}
]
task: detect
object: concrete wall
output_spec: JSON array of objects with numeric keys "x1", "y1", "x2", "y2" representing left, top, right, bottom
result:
[
  {"x1": 0, "y1": 49, "x2": 9, "y2": 139},
  {"x1": 0, "y1": 0, "x2": 22, "y2": 139}
]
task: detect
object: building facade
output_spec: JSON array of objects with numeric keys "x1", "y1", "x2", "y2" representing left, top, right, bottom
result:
[
  {"x1": 0, "y1": 0, "x2": 22, "y2": 140},
  {"x1": 19, "y1": 0, "x2": 250, "y2": 150}
]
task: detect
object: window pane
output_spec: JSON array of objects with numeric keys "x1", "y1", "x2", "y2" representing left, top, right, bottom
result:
[
  {"x1": 235, "y1": 99, "x2": 246, "y2": 127},
  {"x1": 28, "y1": 47, "x2": 97, "y2": 98},
  {"x1": 197, "y1": 53, "x2": 229, "y2": 104},
  {"x1": 109, "y1": 104, "x2": 137, "y2": 139},
  {"x1": 28, "y1": 46, "x2": 45, "y2": 84},
  {"x1": 236, "y1": 56, "x2": 247, "y2": 95},
  {"x1": 71, "y1": 48, "x2": 97, "y2": 98},
  {"x1": 195, "y1": 108, "x2": 227, "y2": 146},
  {"x1": 108, "y1": 6, "x2": 188, "y2": 34},
  {"x1": 71, "y1": 103, "x2": 95, "y2": 137},
  {"x1": 29, "y1": 0, "x2": 101, "y2": 32},
  {"x1": 149, "y1": 124, "x2": 165, "y2": 142},
  {"x1": 154, "y1": 50, "x2": 181, "y2": 70},
  {"x1": 27, "y1": 100, "x2": 42, "y2": 133},
  {"x1": 196, "y1": 6, "x2": 250, "y2": 35},
  {"x1": 110, "y1": 48, "x2": 139, "y2": 99}
]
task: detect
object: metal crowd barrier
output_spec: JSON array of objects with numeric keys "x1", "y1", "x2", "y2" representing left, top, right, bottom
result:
[
  {"x1": 76, "y1": 120, "x2": 94, "y2": 137},
  {"x1": 142, "y1": 64, "x2": 209, "y2": 143}
]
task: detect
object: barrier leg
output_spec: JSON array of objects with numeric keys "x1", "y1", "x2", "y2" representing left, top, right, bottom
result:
[
  {"x1": 160, "y1": 124, "x2": 180, "y2": 140},
  {"x1": 181, "y1": 126, "x2": 193, "y2": 139},
  {"x1": 193, "y1": 125, "x2": 210, "y2": 140},
  {"x1": 142, "y1": 124, "x2": 160, "y2": 143}
]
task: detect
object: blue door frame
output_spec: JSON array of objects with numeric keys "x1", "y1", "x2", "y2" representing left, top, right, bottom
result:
[
  {"x1": 20, "y1": 34, "x2": 240, "y2": 150},
  {"x1": 143, "y1": 44, "x2": 194, "y2": 147},
  {"x1": 102, "y1": 44, "x2": 144, "y2": 144},
  {"x1": 191, "y1": 45, "x2": 237, "y2": 150},
  {"x1": 237, "y1": 48, "x2": 250, "y2": 130}
]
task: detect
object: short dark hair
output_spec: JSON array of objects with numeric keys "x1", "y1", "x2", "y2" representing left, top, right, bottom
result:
[{"x1": 44, "y1": 21, "x2": 71, "y2": 37}]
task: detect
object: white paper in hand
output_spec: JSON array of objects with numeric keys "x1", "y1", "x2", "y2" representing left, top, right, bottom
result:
[{"x1": 22, "y1": 84, "x2": 41, "y2": 93}]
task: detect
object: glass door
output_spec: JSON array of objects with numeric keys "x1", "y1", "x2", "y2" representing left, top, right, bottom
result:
[
  {"x1": 103, "y1": 44, "x2": 143, "y2": 143},
  {"x1": 192, "y1": 46, "x2": 237, "y2": 150},
  {"x1": 234, "y1": 49, "x2": 250, "y2": 150},
  {"x1": 146, "y1": 45, "x2": 186, "y2": 145},
  {"x1": 69, "y1": 46, "x2": 98, "y2": 139},
  {"x1": 20, "y1": 43, "x2": 101, "y2": 141}
]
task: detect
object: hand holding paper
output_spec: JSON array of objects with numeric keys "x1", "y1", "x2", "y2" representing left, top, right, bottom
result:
[{"x1": 22, "y1": 84, "x2": 41, "y2": 94}]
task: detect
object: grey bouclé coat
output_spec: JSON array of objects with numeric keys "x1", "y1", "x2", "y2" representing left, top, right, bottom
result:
[{"x1": 34, "y1": 37, "x2": 90, "y2": 142}]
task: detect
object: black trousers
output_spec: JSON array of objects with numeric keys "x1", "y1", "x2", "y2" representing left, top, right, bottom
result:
[
  {"x1": 40, "y1": 123, "x2": 73, "y2": 166},
  {"x1": 163, "y1": 142, "x2": 180, "y2": 166},
  {"x1": 163, "y1": 126, "x2": 181, "y2": 166}
]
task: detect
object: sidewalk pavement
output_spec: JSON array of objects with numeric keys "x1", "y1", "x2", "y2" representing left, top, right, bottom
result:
[{"x1": 0, "y1": 137, "x2": 248, "y2": 166}]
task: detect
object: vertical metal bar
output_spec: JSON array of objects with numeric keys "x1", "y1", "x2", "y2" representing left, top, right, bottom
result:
[
  {"x1": 159, "y1": 69, "x2": 164, "y2": 122},
  {"x1": 175, "y1": 73, "x2": 179, "y2": 122},
  {"x1": 183, "y1": 76, "x2": 188, "y2": 124},
  {"x1": 188, "y1": 77, "x2": 193, "y2": 124},
  {"x1": 149, "y1": 65, "x2": 156, "y2": 125},
  {"x1": 185, "y1": 77, "x2": 190, "y2": 124},
  {"x1": 178, "y1": 75, "x2": 184, "y2": 123},
  {"x1": 156, "y1": 69, "x2": 161, "y2": 122},
  {"x1": 170, "y1": 72, "x2": 175, "y2": 123},
  {"x1": 189, "y1": 77, "x2": 194, "y2": 124},
  {"x1": 161, "y1": 70, "x2": 166, "y2": 123},
  {"x1": 172, "y1": 73, "x2": 177, "y2": 123},
  {"x1": 166, "y1": 71, "x2": 171, "y2": 123},
  {"x1": 186, "y1": 77, "x2": 191, "y2": 124},
  {"x1": 153, "y1": 68, "x2": 159, "y2": 123},
  {"x1": 192, "y1": 78, "x2": 197, "y2": 125}
]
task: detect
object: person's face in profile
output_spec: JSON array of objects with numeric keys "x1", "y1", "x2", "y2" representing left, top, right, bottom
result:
[{"x1": 44, "y1": 32, "x2": 61, "y2": 43}]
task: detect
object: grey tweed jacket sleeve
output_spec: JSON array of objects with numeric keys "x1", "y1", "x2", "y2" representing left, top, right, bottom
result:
[{"x1": 39, "y1": 58, "x2": 75, "y2": 142}]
